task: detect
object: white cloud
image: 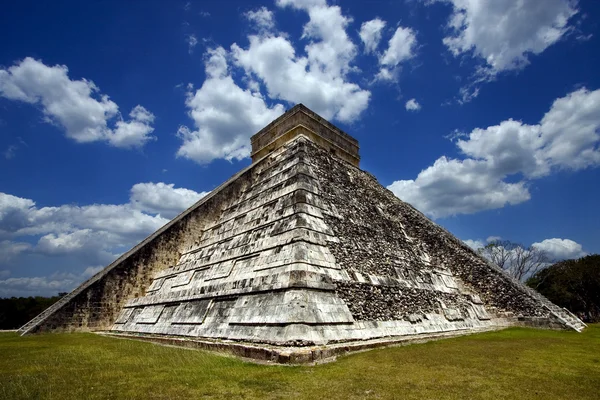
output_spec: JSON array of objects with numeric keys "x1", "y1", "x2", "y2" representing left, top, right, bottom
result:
[
  {"x1": 278, "y1": 0, "x2": 356, "y2": 77},
  {"x1": 244, "y1": 7, "x2": 275, "y2": 32},
  {"x1": 439, "y1": 0, "x2": 578, "y2": 73},
  {"x1": 176, "y1": 47, "x2": 285, "y2": 164},
  {"x1": 538, "y1": 88, "x2": 600, "y2": 171},
  {"x1": 405, "y1": 98, "x2": 421, "y2": 111},
  {"x1": 532, "y1": 238, "x2": 587, "y2": 260},
  {"x1": 82, "y1": 266, "x2": 104, "y2": 278},
  {"x1": 456, "y1": 88, "x2": 600, "y2": 177},
  {"x1": 359, "y1": 18, "x2": 386, "y2": 54},
  {"x1": 186, "y1": 34, "x2": 198, "y2": 53},
  {"x1": 178, "y1": 0, "x2": 374, "y2": 164},
  {"x1": 463, "y1": 239, "x2": 484, "y2": 250},
  {"x1": 388, "y1": 156, "x2": 530, "y2": 218},
  {"x1": 130, "y1": 182, "x2": 209, "y2": 218},
  {"x1": 276, "y1": 0, "x2": 326, "y2": 10},
  {"x1": 0, "y1": 181, "x2": 210, "y2": 296},
  {"x1": 380, "y1": 26, "x2": 417, "y2": 66},
  {"x1": 110, "y1": 105, "x2": 156, "y2": 148},
  {"x1": 0, "y1": 275, "x2": 78, "y2": 297},
  {"x1": 0, "y1": 240, "x2": 32, "y2": 262},
  {"x1": 0, "y1": 182, "x2": 207, "y2": 250},
  {"x1": 486, "y1": 236, "x2": 502, "y2": 243},
  {"x1": 0, "y1": 191, "x2": 168, "y2": 266},
  {"x1": 376, "y1": 26, "x2": 417, "y2": 82},
  {"x1": 36, "y1": 230, "x2": 94, "y2": 255},
  {"x1": 231, "y1": 0, "x2": 370, "y2": 123},
  {"x1": 0, "y1": 58, "x2": 155, "y2": 148},
  {"x1": 0, "y1": 269, "x2": 102, "y2": 297},
  {"x1": 465, "y1": 236, "x2": 587, "y2": 263},
  {"x1": 388, "y1": 87, "x2": 600, "y2": 218},
  {"x1": 34, "y1": 230, "x2": 117, "y2": 265}
]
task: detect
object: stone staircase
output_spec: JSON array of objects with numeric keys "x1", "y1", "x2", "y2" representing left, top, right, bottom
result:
[
  {"x1": 484, "y1": 257, "x2": 587, "y2": 332},
  {"x1": 526, "y1": 288, "x2": 587, "y2": 332},
  {"x1": 18, "y1": 274, "x2": 97, "y2": 335}
]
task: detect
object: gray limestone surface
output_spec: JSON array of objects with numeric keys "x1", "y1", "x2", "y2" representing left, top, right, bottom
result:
[{"x1": 20, "y1": 104, "x2": 585, "y2": 361}]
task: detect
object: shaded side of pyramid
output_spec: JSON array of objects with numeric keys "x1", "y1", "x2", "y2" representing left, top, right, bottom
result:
[{"x1": 20, "y1": 104, "x2": 585, "y2": 349}]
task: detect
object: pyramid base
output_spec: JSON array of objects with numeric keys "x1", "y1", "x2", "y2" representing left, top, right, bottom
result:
[{"x1": 101, "y1": 317, "x2": 566, "y2": 364}]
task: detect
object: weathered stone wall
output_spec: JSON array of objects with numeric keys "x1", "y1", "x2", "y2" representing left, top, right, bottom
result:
[
  {"x1": 110, "y1": 138, "x2": 355, "y2": 344},
  {"x1": 25, "y1": 133, "x2": 583, "y2": 343},
  {"x1": 25, "y1": 168, "x2": 253, "y2": 333},
  {"x1": 334, "y1": 282, "x2": 474, "y2": 321},
  {"x1": 251, "y1": 104, "x2": 360, "y2": 166},
  {"x1": 309, "y1": 141, "x2": 550, "y2": 320}
]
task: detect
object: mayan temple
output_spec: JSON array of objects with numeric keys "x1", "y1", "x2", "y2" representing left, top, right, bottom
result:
[{"x1": 20, "y1": 104, "x2": 585, "y2": 363}]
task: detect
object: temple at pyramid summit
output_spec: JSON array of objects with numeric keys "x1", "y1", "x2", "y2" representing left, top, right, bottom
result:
[{"x1": 20, "y1": 104, "x2": 585, "y2": 363}]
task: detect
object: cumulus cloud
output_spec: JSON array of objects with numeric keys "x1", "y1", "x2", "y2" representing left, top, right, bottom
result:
[
  {"x1": 388, "y1": 87, "x2": 600, "y2": 218},
  {"x1": 463, "y1": 236, "x2": 586, "y2": 280},
  {"x1": 0, "y1": 240, "x2": 32, "y2": 262},
  {"x1": 130, "y1": 182, "x2": 208, "y2": 218},
  {"x1": 34, "y1": 230, "x2": 118, "y2": 266},
  {"x1": 380, "y1": 27, "x2": 417, "y2": 65},
  {"x1": 244, "y1": 7, "x2": 275, "y2": 32},
  {"x1": 0, "y1": 274, "x2": 77, "y2": 297},
  {"x1": 465, "y1": 236, "x2": 586, "y2": 262},
  {"x1": 456, "y1": 88, "x2": 600, "y2": 177},
  {"x1": 178, "y1": 0, "x2": 375, "y2": 164},
  {"x1": 0, "y1": 192, "x2": 167, "y2": 267},
  {"x1": 0, "y1": 182, "x2": 206, "y2": 241},
  {"x1": 429, "y1": 0, "x2": 579, "y2": 101},
  {"x1": 463, "y1": 239, "x2": 484, "y2": 251},
  {"x1": 532, "y1": 238, "x2": 587, "y2": 260},
  {"x1": 376, "y1": 26, "x2": 417, "y2": 82},
  {"x1": 176, "y1": 47, "x2": 285, "y2": 164},
  {"x1": 0, "y1": 269, "x2": 102, "y2": 297},
  {"x1": 388, "y1": 157, "x2": 530, "y2": 218},
  {"x1": 440, "y1": 0, "x2": 578, "y2": 73},
  {"x1": 405, "y1": 98, "x2": 421, "y2": 111},
  {"x1": 0, "y1": 58, "x2": 155, "y2": 148},
  {"x1": 0, "y1": 181, "x2": 210, "y2": 296},
  {"x1": 359, "y1": 18, "x2": 386, "y2": 54},
  {"x1": 232, "y1": 0, "x2": 371, "y2": 122}
]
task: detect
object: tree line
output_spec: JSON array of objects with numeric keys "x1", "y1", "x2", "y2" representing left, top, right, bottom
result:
[
  {"x1": 478, "y1": 240, "x2": 599, "y2": 323},
  {"x1": 0, "y1": 294, "x2": 64, "y2": 330}
]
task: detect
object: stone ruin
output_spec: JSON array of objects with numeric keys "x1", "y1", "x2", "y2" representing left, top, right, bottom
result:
[{"x1": 20, "y1": 104, "x2": 586, "y2": 363}]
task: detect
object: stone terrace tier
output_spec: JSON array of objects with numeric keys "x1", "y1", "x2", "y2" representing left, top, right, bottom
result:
[
  {"x1": 250, "y1": 104, "x2": 360, "y2": 167},
  {"x1": 20, "y1": 104, "x2": 585, "y2": 363}
]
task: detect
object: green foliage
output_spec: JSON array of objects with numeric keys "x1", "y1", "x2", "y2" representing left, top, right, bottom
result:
[
  {"x1": 1, "y1": 326, "x2": 599, "y2": 400},
  {"x1": 0, "y1": 295, "x2": 62, "y2": 330},
  {"x1": 527, "y1": 255, "x2": 600, "y2": 322}
]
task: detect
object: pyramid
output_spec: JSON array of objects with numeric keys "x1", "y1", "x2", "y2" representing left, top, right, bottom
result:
[{"x1": 20, "y1": 104, "x2": 585, "y2": 363}]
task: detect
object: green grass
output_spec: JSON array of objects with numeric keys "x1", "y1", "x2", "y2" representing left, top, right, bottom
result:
[{"x1": 1, "y1": 326, "x2": 599, "y2": 400}]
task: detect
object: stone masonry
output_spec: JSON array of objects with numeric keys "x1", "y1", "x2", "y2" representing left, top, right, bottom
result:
[{"x1": 20, "y1": 104, "x2": 585, "y2": 362}]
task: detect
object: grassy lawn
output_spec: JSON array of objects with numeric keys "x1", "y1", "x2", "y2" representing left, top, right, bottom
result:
[{"x1": 1, "y1": 325, "x2": 598, "y2": 400}]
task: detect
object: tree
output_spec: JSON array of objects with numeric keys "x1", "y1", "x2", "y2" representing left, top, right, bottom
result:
[
  {"x1": 527, "y1": 255, "x2": 600, "y2": 322},
  {"x1": 0, "y1": 294, "x2": 63, "y2": 330},
  {"x1": 478, "y1": 240, "x2": 549, "y2": 281}
]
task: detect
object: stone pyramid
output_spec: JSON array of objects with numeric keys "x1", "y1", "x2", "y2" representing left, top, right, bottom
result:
[{"x1": 20, "y1": 104, "x2": 585, "y2": 362}]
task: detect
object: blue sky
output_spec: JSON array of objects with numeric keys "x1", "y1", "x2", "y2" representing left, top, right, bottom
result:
[{"x1": 1, "y1": 0, "x2": 599, "y2": 297}]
